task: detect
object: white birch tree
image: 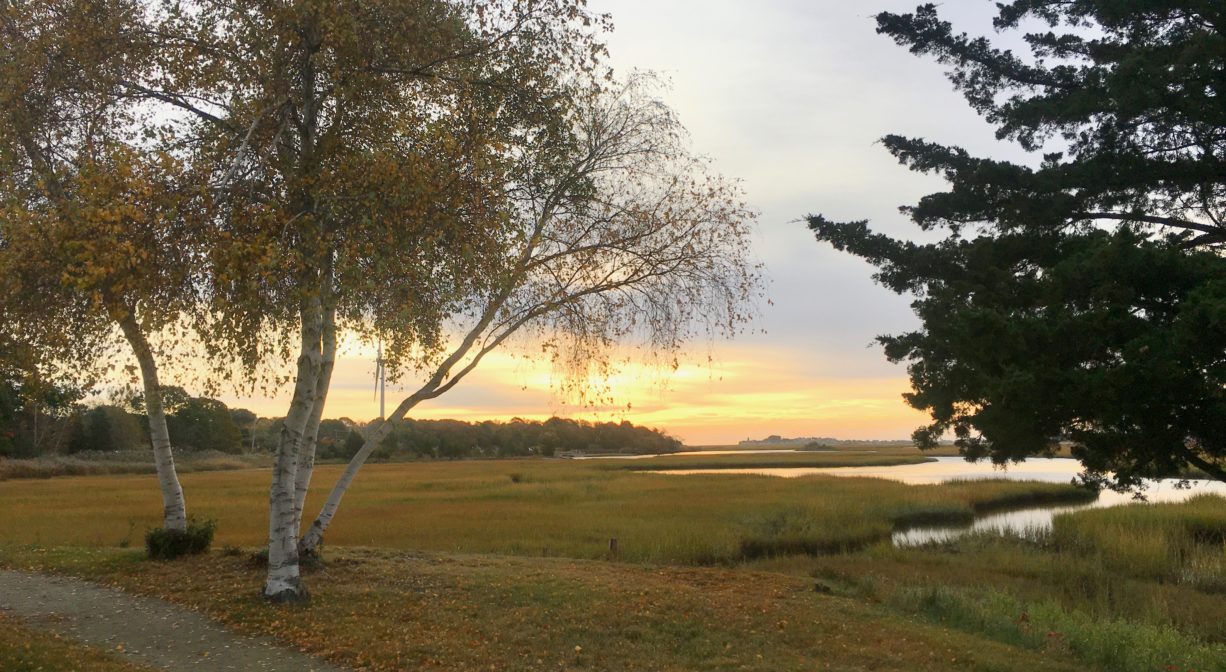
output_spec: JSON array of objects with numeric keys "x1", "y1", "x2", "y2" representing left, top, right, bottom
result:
[
  {"x1": 149, "y1": 0, "x2": 610, "y2": 601},
  {"x1": 146, "y1": 0, "x2": 759, "y2": 603},
  {"x1": 299, "y1": 74, "x2": 761, "y2": 552},
  {"x1": 0, "y1": 0, "x2": 199, "y2": 531}
]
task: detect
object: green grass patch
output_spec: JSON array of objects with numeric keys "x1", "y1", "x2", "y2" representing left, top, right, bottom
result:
[{"x1": 893, "y1": 585, "x2": 1226, "y2": 672}]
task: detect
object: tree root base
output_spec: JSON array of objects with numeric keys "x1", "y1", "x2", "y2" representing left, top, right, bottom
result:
[{"x1": 262, "y1": 585, "x2": 310, "y2": 605}]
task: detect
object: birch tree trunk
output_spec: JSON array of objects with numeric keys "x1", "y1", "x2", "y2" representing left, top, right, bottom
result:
[
  {"x1": 116, "y1": 310, "x2": 187, "y2": 532},
  {"x1": 292, "y1": 301, "x2": 336, "y2": 541},
  {"x1": 299, "y1": 414, "x2": 397, "y2": 553},
  {"x1": 264, "y1": 295, "x2": 323, "y2": 603},
  {"x1": 299, "y1": 284, "x2": 521, "y2": 553}
]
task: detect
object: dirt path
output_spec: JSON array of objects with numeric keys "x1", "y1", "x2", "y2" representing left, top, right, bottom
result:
[{"x1": 0, "y1": 570, "x2": 344, "y2": 671}]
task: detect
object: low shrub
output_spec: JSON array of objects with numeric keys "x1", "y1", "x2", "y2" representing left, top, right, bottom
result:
[{"x1": 145, "y1": 518, "x2": 216, "y2": 560}]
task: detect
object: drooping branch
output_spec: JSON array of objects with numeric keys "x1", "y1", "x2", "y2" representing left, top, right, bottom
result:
[
  {"x1": 1179, "y1": 446, "x2": 1226, "y2": 484},
  {"x1": 298, "y1": 75, "x2": 758, "y2": 552},
  {"x1": 1075, "y1": 211, "x2": 1223, "y2": 237}
]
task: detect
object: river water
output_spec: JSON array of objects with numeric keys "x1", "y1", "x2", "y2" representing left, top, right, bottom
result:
[
  {"x1": 648, "y1": 456, "x2": 1226, "y2": 546},
  {"x1": 572, "y1": 449, "x2": 807, "y2": 460}
]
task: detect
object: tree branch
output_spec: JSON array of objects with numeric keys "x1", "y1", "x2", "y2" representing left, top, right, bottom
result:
[
  {"x1": 1075, "y1": 212, "x2": 1222, "y2": 236},
  {"x1": 117, "y1": 80, "x2": 234, "y2": 132}
]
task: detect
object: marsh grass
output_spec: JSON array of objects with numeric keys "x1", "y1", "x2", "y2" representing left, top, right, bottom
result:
[
  {"x1": 0, "y1": 457, "x2": 1097, "y2": 565},
  {"x1": 1051, "y1": 494, "x2": 1226, "y2": 588},
  {"x1": 4, "y1": 455, "x2": 1223, "y2": 671},
  {"x1": 0, "y1": 451, "x2": 268, "y2": 481},
  {"x1": 766, "y1": 495, "x2": 1226, "y2": 667},
  {"x1": 892, "y1": 586, "x2": 1226, "y2": 672}
]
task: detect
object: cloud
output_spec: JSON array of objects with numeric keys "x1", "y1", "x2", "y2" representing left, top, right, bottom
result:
[
  {"x1": 218, "y1": 2, "x2": 1031, "y2": 445},
  {"x1": 216, "y1": 341, "x2": 926, "y2": 445}
]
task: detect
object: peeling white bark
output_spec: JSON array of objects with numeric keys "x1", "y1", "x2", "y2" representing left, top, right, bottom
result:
[
  {"x1": 118, "y1": 311, "x2": 187, "y2": 532},
  {"x1": 293, "y1": 302, "x2": 336, "y2": 539},
  {"x1": 263, "y1": 296, "x2": 323, "y2": 603},
  {"x1": 299, "y1": 416, "x2": 392, "y2": 552},
  {"x1": 300, "y1": 273, "x2": 520, "y2": 553}
]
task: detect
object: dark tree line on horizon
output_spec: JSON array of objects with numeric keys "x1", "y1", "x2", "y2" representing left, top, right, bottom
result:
[
  {"x1": 0, "y1": 373, "x2": 680, "y2": 462},
  {"x1": 0, "y1": 381, "x2": 247, "y2": 458},
  {"x1": 363, "y1": 416, "x2": 682, "y2": 461}
]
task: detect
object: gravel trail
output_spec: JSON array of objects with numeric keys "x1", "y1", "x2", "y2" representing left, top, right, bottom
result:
[{"x1": 0, "y1": 570, "x2": 345, "y2": 671}]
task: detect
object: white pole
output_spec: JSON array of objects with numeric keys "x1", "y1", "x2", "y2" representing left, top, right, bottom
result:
[{"x1": 376, "y1": 343, "x2": 386, "y2": 420}]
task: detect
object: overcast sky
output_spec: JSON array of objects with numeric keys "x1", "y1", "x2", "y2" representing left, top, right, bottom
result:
[{"x1": 220, "y1": 2, "x2": 1038, "y2": 444}]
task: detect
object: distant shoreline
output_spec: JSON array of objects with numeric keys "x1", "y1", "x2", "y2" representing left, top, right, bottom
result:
[{"x1": 738, "y1": 436, "x2": 924, "y2": 447}]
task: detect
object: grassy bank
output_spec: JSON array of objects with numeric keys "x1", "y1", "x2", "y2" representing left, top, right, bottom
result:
[
  {"x1": 5, "y1": 455, "x2": 1223, "y2": 671},
  {"x1": 758, "y1": 495, "x2": 1226, "y2": 670},
  {"x1": 1050, "y1": 494, "x2": 1226, "y2": 589},
  {"x1": 891, "y1": 586, "x2": 1226, "y2": 672}
]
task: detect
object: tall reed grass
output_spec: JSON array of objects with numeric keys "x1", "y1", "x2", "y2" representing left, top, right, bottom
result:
[
  {"x1": 1051, "y1": 494, "x2": 1226, "y2": 590},
  {"x1": 893, "y1": 585, "x2": 1226, "y2": 672}
]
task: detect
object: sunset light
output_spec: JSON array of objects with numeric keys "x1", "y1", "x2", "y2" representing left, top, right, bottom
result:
[{"x1": 215, "y1": 341, "x2": 928, "y2": 445}]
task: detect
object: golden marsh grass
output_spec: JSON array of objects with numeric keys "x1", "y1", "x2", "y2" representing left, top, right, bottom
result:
[{"x1": 1, "y1": 455, "x2": 1093, "y2": 564}]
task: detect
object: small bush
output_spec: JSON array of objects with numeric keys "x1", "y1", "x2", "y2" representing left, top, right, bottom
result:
[
  {"x1": 145, "y1": 519, "x2": 216, "y2": 560},
  {"x1": 247, "y1": 548, "x2": 269, "y2": 568}
]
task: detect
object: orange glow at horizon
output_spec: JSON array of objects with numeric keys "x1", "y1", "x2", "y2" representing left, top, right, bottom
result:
[{"x1": 213, "y1": 342, "x2": 929, "y2": 446}]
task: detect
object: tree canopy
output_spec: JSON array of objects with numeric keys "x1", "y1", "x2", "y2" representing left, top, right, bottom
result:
[
  {"x1": 809, "y1": 2, "x2": 1226, "y2": 490},
  {"x1": 4, "y1": 0, "x2": 758, "y2": 601},
  {"x1": 134, "y1": 5, "x2": 758, "y2": 605},
  {"x1": 0, "y1": 0, "x2": 208, "y2": 530},
  {"x1": 299, "y1": 73, "x2": 761, "y2": 557}
]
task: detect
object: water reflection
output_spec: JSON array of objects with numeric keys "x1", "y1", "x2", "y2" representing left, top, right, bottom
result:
[
  {"x1": 650, "y1": 456, "x2": 1226, "y2": 546},
  {"x1": 572, "y1": 449, "x2": 806, "y2": 460}
]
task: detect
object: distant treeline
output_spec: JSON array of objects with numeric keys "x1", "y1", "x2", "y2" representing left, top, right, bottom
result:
[
  {"x1": 0, "y1": 383, "x2": 249, "y2": 458},
  {"x1": 259, "y1": 416, "x2": 681, "y2": 461},
  {"x1": 1, "y1": 378, "x2": 679, "y2": 460},
  {"x1": 347, "y1": 417, "x2": 682, "y2": 461}
]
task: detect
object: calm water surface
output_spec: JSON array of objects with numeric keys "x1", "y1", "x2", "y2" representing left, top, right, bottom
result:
[
  {"x1": 573, "y1": 449, "x2": 805, "y2": 460},
  {"x1": 652, "y1": 456, "x2": 1226, "y2": 546},
  {"x1": 575, "y1": 448, "x2": 878, "y2": 460}
]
